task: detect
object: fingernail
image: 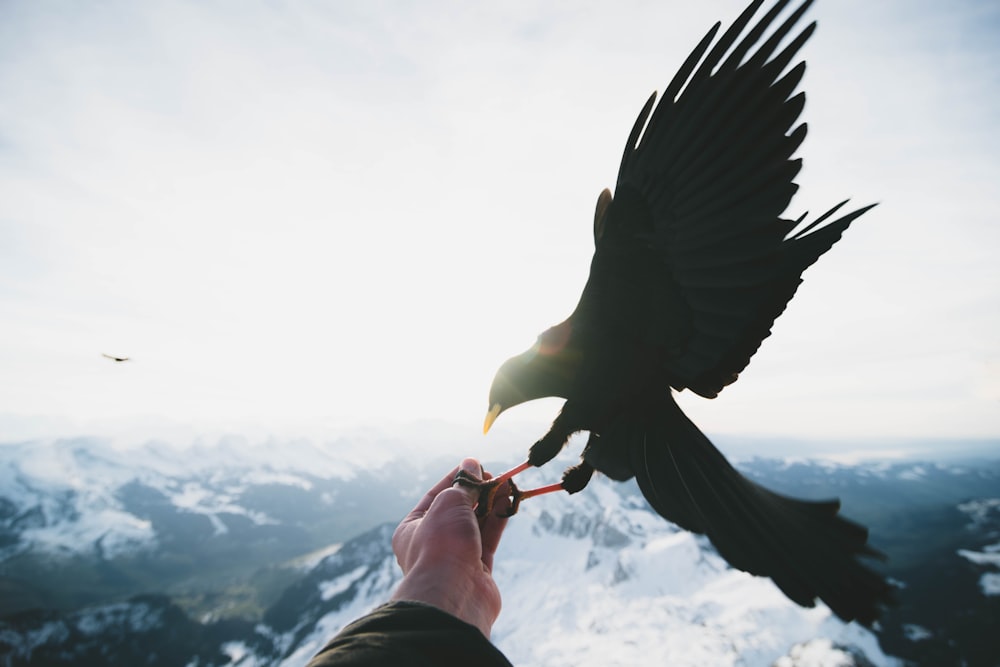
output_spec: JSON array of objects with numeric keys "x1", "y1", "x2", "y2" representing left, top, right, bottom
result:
[{"x1": 462, "y1": 458, "x2": 482, "y2": 477}]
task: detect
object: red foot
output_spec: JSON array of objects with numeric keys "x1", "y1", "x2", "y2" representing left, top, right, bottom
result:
[{"x1": 454, "y1": 461, "x2": 569, "y2": 517}]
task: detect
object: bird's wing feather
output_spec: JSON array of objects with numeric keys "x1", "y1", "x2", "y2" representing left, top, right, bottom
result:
[{"x1": 597, "y1": 0, "x2": 873, "y2": 398}]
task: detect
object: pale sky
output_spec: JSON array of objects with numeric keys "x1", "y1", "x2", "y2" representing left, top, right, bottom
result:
[{"x1": 1, "y1": 0, "x2": 998, "y2": 448}]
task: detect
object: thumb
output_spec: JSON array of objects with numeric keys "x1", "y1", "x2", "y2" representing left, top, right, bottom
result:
[{"x1": 449, "y1": 457, "x2": 484, "y2": 506}]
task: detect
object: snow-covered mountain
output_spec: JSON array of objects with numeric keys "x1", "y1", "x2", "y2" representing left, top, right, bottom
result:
[
  {"x1": 0, "y1": 472, "x2": 894, "y2": 667},
  {"x1": 1, "y1": 436, "x2": 998, "y2": 666},
  {"x1": 0, "y1": 434, "x2": 420, "y2": 560},
  {"x1": 254, "y1": 466, "x2": 899, "y2": 667},
  {"x1": 488, "y1": 471, "x2": 894, "y2": 667}
]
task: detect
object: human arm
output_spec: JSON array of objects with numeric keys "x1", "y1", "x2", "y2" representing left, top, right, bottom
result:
[
  {"x1": 390, "y1": 457, "x2": 509, "y2": 637},
  {"x1": 306, "y1": 459, "x2": 512, "y2": 667}
]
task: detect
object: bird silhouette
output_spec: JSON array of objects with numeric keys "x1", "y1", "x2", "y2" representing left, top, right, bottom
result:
[
  {"x1": 472, "y1": 0, "x2": 892, "y2": 626},
  {"x1": 101, "y1": 353, "x2": 131, "y2": 363}
]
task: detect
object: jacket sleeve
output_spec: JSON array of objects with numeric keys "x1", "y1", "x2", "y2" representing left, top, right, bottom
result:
[{"x1": 306, "y1": 600, "x2": 513, "y2": 667}]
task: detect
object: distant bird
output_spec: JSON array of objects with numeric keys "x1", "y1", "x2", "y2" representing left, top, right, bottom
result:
[
  {"x1": 101, "y1": 353, "x2": 131, "y2": 363},
  {"x1": 470, "y1": 0, "x2": 892, "y2": 626}
]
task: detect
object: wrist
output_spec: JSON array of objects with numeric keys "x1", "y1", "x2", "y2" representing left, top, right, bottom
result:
[{"x1": 391, "y1": 562, "x2": 498, "y2": 637}]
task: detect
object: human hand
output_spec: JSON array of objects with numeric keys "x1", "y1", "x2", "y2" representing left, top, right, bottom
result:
[{"x1": 391, "y1": 458, "x2": 511, "y2": 637}]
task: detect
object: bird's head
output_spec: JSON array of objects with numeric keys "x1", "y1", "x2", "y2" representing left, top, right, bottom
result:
[{"x1": 484, "y1": 320, "x2": 578, "y2": 434}]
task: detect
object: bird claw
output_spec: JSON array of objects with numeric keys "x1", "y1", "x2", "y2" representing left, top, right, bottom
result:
[
  {"x1": 452, "y1": 468, "x2": 484, "y2": 490},
  {"x1": 453, "y1": 470, "x2": 523, "y2": 518}
]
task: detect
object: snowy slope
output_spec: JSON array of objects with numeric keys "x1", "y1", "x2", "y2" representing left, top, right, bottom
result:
[
  {"x1": 0, "y1": 435, "x2": 404, "y2": 560},
  {"x1": 260, "y1": 465, "x2": 899, "y2": 667},
  {"x1": 490, "y1": 471, "x2": 894, "y2": 667},
  {"x1": 4, "y1": 436, "x2": 999, "y2": 665}
]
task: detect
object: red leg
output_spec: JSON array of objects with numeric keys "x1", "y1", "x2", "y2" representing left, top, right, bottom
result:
[
  {"x1": 458, "y1": 461, "x2": 572, "y2": 517},
  {"x1": 516, "y1": 482, "x2": 565, "y2": 501},
  {"x1": 460, "y1": 460, "x2": 534, "y2": 518},
  {"x1": 497, "y1": 481, "x2": 563, "y2": 517},
  {"x1": 491, "y1": 460, "x2": 533, "y2": 486}
]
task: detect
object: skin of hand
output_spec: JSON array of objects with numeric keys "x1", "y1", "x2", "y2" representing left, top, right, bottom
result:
[{"x1": 391, "y1": 458, "x2": 511, "y2": 638}]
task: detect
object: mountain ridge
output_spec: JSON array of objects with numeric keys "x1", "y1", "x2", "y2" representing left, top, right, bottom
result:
[{"x1": 1, "y1": 436, "x2": 998, "y2": 665}]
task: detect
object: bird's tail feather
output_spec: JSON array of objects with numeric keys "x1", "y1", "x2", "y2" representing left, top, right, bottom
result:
[{"x1": 597, "y1": 392, "x2": 893, "y2": 624}]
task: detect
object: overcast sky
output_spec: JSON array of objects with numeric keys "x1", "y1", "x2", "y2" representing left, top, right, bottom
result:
[{"x1": 1, "y1": 0, "x2": 997, "y2": 451}]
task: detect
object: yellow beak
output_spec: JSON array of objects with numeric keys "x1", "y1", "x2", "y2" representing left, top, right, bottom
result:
[{"x1": 483, "y1": 403, "x2": 502, "y2": 434}]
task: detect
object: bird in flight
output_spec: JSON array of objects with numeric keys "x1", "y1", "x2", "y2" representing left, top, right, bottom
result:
[
  {"x1": 101, "y1": 353, "x2": 131, "y2": 363},
  {"x1": 461, "y1": 0, "x2": 892, "y2": 626}
]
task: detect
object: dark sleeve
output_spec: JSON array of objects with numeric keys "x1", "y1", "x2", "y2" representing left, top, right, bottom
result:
[{"x1": 306, "y1": 600, "x2": 513, "y2": 667}]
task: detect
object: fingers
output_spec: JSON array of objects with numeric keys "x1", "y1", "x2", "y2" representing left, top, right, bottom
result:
[
  {"x1": 450, "y1": 458, "x2": 485, "y2": 504},
  {"x1": 479, "y1": 483, "x2": 511, "y2": 571},
  {"x1": 396, "y1": 458, "x2": 511, "y2": 577},
  {"x1": 425, "y1": 458, "x2": 485, "y2": 517},
  {"x1": 408, "y1": 458, "x2": 483, "y2": 518}
]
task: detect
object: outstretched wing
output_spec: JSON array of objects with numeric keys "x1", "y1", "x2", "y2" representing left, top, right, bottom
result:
[{"x1": 599, "y1": 0, "x2": 874, "y2": 398}]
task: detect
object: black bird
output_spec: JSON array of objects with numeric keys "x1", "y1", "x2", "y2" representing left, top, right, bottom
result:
[{"x1": 473, "y1": 0, "x2": 892, "y2": 626}]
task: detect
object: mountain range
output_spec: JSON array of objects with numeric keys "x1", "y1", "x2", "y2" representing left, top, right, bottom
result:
[{"x1": 1, "y1": 435, "x2": 998, "y2": 666}]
